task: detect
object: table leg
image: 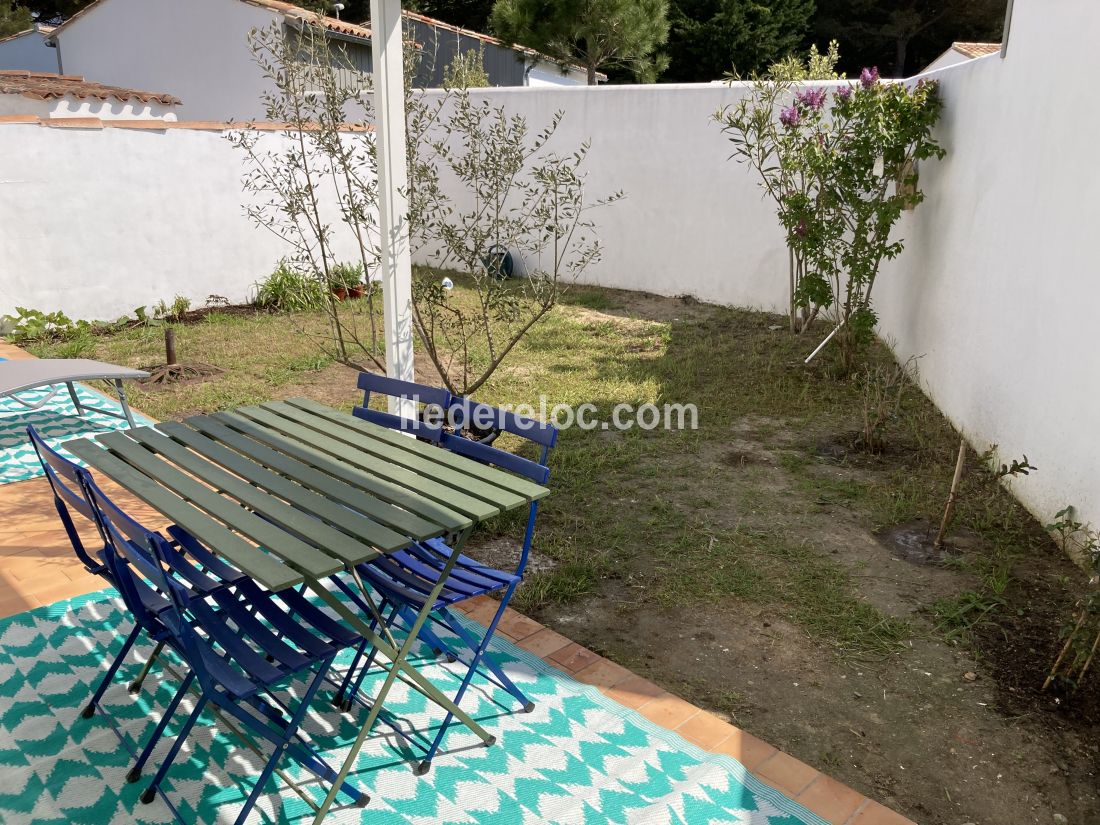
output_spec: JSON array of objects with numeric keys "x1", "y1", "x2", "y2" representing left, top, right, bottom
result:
[
  {"x1": 308, "y1": 530, "x2": 491, "y2": 823},
  {"x1": 66, "y1": 382, "x2": 85, "y2": 417},
  {"x1": 115, "y1": 379, "x2": 138, "y2": 428}
]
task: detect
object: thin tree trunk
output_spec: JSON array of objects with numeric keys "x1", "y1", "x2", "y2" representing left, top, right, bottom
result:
[
  {"x1": 895, "y1": 36, "x2": 909, "y2": 77},
  {"x1": 587, "y1": 63, "x2": 597, "y2": 85},
  {"x1": 789, "y1": 246, "x2": 797, "y2": 333},
  {"x1": 934, "y1": 438, "x2": 968, "y2": 549}
]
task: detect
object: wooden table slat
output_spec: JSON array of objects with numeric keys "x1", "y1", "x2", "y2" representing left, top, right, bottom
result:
[
  {"x1": 65, "y1": 438, "x2": 302, "y2": 592},
  {"x1": 125, "y1": 427, "x2": 383, "y2": 567},
  {"x1": 263, "y1": 401, "x2": 528, "y2": 509},
  {"x1": 182, "y1": 415, "x2": 446, "y2": 541},
  {"x1": 232, "y1": 406, "x2": 502, "y2": 522},
  {"x1": 286, "y1": 397, "x2": 550, "y2": 501},
  {"x1": 157, "y1": 421, "x2": 410, "y2": 553},
  {"x1": 212, "y1": 411, "x2": 474, "y2": 532},
  {"x1": 95, "y1": 432, "x2": 344, "y2": 579}
]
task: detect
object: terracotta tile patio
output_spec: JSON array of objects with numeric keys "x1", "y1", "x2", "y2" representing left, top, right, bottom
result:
[{"x1": 0, "y1": 339, "x2": 914, "y2": 825}]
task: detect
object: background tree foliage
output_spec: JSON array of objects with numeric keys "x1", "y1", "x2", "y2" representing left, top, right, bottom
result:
[
  {"x1": 5, "y1": 0, "x2": 1006, "y2": 83},
  {"x1": 661, "y1": 0, "x2": 813, "y2": 82},
  {"x1": 0, "y1": 3, "x2": 33, "y2": 38},
  {"x1": 490, "y1": 0, "x2": 670, "y2": 84},
  {"x1": 812, "y1": 0, "x2": 1006, "y2": 77}
]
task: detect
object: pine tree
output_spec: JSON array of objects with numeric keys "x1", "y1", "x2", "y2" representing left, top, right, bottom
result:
[{"x1": 491, "y1": 0, "x2": 671, "y2": 84}]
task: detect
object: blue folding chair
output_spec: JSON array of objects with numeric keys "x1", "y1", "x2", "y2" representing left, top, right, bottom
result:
[
  {"x1": 27, "y1": 424, "x2": 248, "y2": 705},
  {"x1": 82, "y1": 476, "x2": 371, "y2": 820},
  {"x1": 335, "y1": 373, "x2": 557, "y2": 774}
]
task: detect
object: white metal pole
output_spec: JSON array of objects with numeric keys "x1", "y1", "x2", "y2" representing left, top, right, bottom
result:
[{"x1": 370, "y1": 0, "x2": 415, "y2": 417}]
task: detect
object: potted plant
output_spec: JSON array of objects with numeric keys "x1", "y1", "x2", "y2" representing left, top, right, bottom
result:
[{"x1": 331, "y1": 263, "x2": 364, "y2": 300}]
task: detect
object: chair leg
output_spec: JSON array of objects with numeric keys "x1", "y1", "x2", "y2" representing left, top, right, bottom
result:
[
  {"x1": 418, "y1": 589, "x2": 528, "y2": 774},
  {"x1": 439, "y1": 606, "x2": 532, "y2": 708},
  {"x1": 232, "y1": 661, "x2": 337, "y2": 825},
  {"x1": 386, "y1": 602, "x2": 457, "y2": 663},
  {"x1": 127, "y1": 671, "x2": 195, "y2": 784},
  {"x1": 128, "y1": 640, "x2": 165, "y2": 694},
  {"x1": 344, "y1": 602, "x2": 397, "y2": 707},
  {"x1": 81, "y1": 624, "x2": 142, "y2": 719},
  {"x1": 141, "y1": 692, "x2": 209, "y2": 805},
  {"x1": 333, "y1": 595, "x2": 391, "y2": 711}
]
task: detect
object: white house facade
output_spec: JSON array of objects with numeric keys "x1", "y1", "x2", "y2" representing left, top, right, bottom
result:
[
  {"x1": 0, "y1": 25, "x2": 59, "y2": 73},
  {"x1": 46, "y1": 0, "x2": 369, "y2": 121},
  {"x1": 44, "y1": 0, "x2": 592, "y2": 123}
]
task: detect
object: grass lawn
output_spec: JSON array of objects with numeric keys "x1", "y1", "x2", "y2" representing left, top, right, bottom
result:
[{"x1": 24, "y1": 281, "x2": 1099, "y2": 825}]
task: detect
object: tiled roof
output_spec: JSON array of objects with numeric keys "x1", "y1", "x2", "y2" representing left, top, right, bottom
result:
[
  {"x1": 953, "y1": 42, "x2": 1001, "y2": 59},
  {"x1": 0, "y1": 115, "x2": 372, "y2": 131},
  {"x1": 0, "y1": 70, "x2": 181, "y2": 105},
  {"x1": 241, "y1": 0, "x2": 371, "y2": 40},
  {"x1": 47, "y1": 0, "x2": 371, "y2": 42}
]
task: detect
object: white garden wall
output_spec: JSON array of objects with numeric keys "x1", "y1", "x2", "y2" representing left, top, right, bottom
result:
[
  {"x1": 0, "y1": 121, "x2": 372, "y2": 321},
  {"x1": 416, "y1": 81, "x2": 794, "y2": 313},
  {"x1": 873, "y1": 0, "x2": 1100, "y2": 532}
]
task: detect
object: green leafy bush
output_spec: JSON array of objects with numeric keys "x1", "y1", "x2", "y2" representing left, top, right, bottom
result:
[
  {"x1": 253, "y1": 262, "x2": 325, "y2": 312},
  {"x1": 1, "y1": 307, "x2": 92, "y2": 343},
  {"x1": 716, "y1": 68, "x2": 944, "y2": 371}
]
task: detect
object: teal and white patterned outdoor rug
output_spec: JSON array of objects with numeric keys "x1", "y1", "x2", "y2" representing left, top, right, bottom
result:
[
  {"x1": 0, "y1": 590, "x2": 828, "y2": 824},
  {"x1": 0, "y1": 358, "x2": 152, "y2": 485}
]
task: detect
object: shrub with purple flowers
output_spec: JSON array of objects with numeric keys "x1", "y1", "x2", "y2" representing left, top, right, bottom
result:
[{"x1": 715, "y1": 67, "x2": 944, "y2": 372}]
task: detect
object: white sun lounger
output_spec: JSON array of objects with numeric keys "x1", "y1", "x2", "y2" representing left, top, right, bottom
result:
[{"x1": 0, "y1": 359, "x2": 149, "y2": 428}]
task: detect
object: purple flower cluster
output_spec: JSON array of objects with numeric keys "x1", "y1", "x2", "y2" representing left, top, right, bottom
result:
[
  {"x1": 836, "y1": 85, "x2": 853, "y2": 101},
  {"x1": 795, "y1": 87, "x2": 828, "y2": 111},
  {"x1": 860, "y1": 66, "x2": 880, "y2": 89},
  {"x1": 779, "y1": 106, "x2": 800, "y2": 127}
]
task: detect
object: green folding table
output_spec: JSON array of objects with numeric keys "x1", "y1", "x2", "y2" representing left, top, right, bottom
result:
[{"x1": 64, "y1": 396, "x2": 549, "y2": 822}]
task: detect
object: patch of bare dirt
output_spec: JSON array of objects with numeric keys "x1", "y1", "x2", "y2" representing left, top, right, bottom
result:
[
  {"x1": 465, "y1": 535, "x2": 557, "y2": 580},
  {"x1": 531, "y1": 425, "x2": 1100, "y2": 825},
  {"x1": 554, "y1": 596, "x2": 1097, "y2": 825},
  {"x1": 569, "y1": 287, "x2": 723, "y2": 325}
]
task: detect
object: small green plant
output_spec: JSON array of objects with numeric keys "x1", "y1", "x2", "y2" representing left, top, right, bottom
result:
[
  {"x1": 253, "y1": 262, "x2": 326, "y2": 312},
  {"x1": 857, "y1": 355, "x2": 918, "y2": 452},
  {"x1": 766, "y1": 41, "x2": 844, "y2": 82},
  {"x1": 932, "y1": 569, "x2": 1011, "y2": 641},
  {"x1": 54, "y1": 334, "x2": 95, "y2": 359},
  {"x1": 152, "y1": 295, "x2": 192, "y2": 323},
  {"x1": 130, "y1": 306, "x2": 161, "y2": 329},
  {"x1": 1, "y1": 307, "x2": 91, "y2": 343},
  {"x1": 443, "y1": 47, "x2": 490, "y2": 88},
  {"x1": 1044, "y1": 507, "x2": 1100, "y2": 692}
]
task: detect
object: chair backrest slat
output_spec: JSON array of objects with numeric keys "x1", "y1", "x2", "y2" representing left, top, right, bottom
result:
[
  {"x1": 443, "y1": 397, "x2": 557, "y2": 485},
  {"x1": 450, "y1": 398, "x2": 558, "y2": 449},
  {"x1": 27, "y1": 426, "x2": 94, "y2": 519},
  {"x1": 439, "y1": 432, "x2": 550, "y2": 485},
  {"x1": 354, "y1": 371, "x2": 451, "y2": 442}
]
